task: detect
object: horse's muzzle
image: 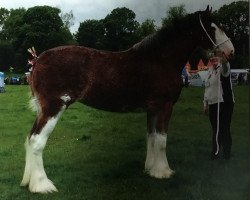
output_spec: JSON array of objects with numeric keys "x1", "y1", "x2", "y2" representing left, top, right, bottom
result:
[{"x1": 223, "y1": 50, "x2": 234, "y2": 60}]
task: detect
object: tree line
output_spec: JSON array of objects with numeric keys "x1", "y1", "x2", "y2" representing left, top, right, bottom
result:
[{"x1": 0, "y1": 1, "x2": 248, "y2": 72}]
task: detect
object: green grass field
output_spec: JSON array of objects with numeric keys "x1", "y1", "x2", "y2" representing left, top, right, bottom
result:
[{"x1": 0, "y1": 85, "x2": 249, "y2": 200}]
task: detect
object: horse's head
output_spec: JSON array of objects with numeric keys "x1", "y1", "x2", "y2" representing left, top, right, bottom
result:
[{"x1": 197, "y1": 6, "x2": 234, "y2": 60}]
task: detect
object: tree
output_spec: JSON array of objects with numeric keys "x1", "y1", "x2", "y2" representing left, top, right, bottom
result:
[
  {"x1": 162, "y1": 4, "x2": 187, "y2": 27},
  {"x1": 0, "y1": 40, "x2": 14, "y2": 71},
  {"x1": 1, "y1": 6, "x2": 75, "y2": 70},
  {"x1": 213, "y1": 1, "x2": 249, "y2": 68},
  {"x1": 61, "y1": 10, "x2": 75, "y2": 29},
  {"x1": 21, "y1": 6, "x2": 65, "y2": 51},
  {"x1": 103, "y1": 7, "x2": 140, "y2": 51},
  {"x1": 1, "y1": 8, "x2": 26, "y2": 41},
  {"x1": 0, "y1": 8, "x2": 9, "y2": 32},
  {"x1": 137, "y1": 19, "x2": 156, "y2": 40},
  {"x1": 75, "y1": 19, "x2": 105, "y2": 49}
]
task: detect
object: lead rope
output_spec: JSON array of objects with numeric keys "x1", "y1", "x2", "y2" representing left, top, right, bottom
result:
[
  {"x1": 215, "y1": 68, "x2": 221, "y2": 155},
  {"x1": 199, "y1": 14, "x2": 217, "y2": 47}
]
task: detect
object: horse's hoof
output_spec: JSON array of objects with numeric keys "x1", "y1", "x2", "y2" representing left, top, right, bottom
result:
[
  {"x1": 20, "y1": 180, "x2": 29, "y2": 187},
  {"x1": 149, "y1": 167, "x2": 174, "y2": 179},
  {"x1": 29, "y1": 178, "x2": 58, "y2": 194}
]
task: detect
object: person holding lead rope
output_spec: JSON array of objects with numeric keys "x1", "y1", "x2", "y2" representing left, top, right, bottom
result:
[{"x1": 203, "y1": 50, "x2": 235, "y2": 160}]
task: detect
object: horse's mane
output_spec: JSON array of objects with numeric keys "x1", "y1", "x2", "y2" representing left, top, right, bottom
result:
[{"x1": 133, "y1": 11, "x2": 204, "y2": 54}]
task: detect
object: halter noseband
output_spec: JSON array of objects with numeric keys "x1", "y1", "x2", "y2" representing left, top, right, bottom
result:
[{"x1": 199, "y1": 14, "x2": 230, "y2": 49}]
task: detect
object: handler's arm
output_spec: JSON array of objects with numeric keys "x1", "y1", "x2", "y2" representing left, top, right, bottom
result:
[{"x1": 221, "y1": 59, "x2": 230, "y2": 77}]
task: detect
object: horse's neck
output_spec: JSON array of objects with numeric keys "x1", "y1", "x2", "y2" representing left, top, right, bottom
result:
[{"x1": 162, "y1": 37, "x2": 198, "y2": 72}]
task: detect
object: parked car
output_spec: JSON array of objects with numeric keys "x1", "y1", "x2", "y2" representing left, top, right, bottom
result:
[{"x1": 9, "y1": 75, "x2": 22, "y2": 85}]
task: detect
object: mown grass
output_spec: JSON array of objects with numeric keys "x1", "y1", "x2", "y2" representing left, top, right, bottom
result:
[{"x1": 0, "y1": 85, "x2": 249, "y2": 200}]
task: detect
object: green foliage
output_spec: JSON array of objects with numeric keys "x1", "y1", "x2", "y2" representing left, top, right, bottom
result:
[
  {"x1": 75, "y1": 7, "x2": 140, "y2": 51},
  {"x1": 61, "y1": 10, "x2": 75, "y2": 29},
  {"x1": 162, "y1": 4, "x2": 187, "y2": 27},
  {"x1": 137, "y1": 19, "x2": 156, "y2": 40},
  {"x1": 103, "y1": 7, "x2": 140, "y2": 51},
  {"x1": 0, "y1": 40, "x2": 14, "y2": 71},
  {"x1": 0, "y1": 85, "x2": 249, "y2": 199},
  {"x1": 0, "y1": 7, "x2": 9, "y2": 36},
  {"x1": 75, "y1": 19, "x2": 105, "y2": 49},
  {"x1": 1, "y1": 8, "x2": 26, "y2": 41},
  {"x1": 0, "y1": 6, "x2": 75, "y2": 71},
  {"x1": 19, "y1": 6, "x2": 71, "y2": 52}
]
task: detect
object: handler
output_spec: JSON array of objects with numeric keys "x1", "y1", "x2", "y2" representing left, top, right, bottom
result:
[{"x1": 203, "y1": 50, "x2": 234, "y2": 160}]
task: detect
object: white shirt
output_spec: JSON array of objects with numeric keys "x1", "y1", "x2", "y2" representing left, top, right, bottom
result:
[{"x1": 203, "y1": 61, "x2": 234, "y2": 107}]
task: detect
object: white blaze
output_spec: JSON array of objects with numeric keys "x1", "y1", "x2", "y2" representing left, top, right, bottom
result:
[{"x1": 211, "y1": 23, "x2": 235, "y2": 56}]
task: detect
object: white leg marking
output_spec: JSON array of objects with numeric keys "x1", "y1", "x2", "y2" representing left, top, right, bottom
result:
[
  {"x1": 145, "y1": 133, "x2": 155, "y2": 171},
  {"x1": 20, "y1": 137, "x2": 32, "y2": 186},
  {"x1": 60, "y1": 94, "x2": 71, "y2": 103},
  {"x1": 212, "y1": 23, "x2": 234, "y2": 55},
  {"x1": 29, "y1": 96, "x2": 41, "y2": 113},
  {"x1": 146, "y1": 133, "x2": 174, "y2": 179},
  {"x1": 21, "y1": 106, "x2": 65, "y2": 193}
]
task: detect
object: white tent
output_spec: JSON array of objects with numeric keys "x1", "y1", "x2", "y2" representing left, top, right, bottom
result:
[
  {"x1": 231, "y1": 69, "x2": 249, "y2": 85},
  {"x1": 0, "y1": 72, "x2": 5, "y2": 93}
]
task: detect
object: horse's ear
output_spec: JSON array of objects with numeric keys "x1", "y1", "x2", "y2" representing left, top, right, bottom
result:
[
  {"x1": 205, "y1": 5, "x2": 209, "y2": 12},
  {"x1": 205, "y1": 5, "x2": 212, "y2": 14},
  {"x1": 210, "y1": 7, "x2": 213, "y2": 13}
]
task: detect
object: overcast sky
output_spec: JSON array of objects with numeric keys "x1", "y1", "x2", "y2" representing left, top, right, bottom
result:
[{"x1": 0, "y1": 0, "x2": 243, "y2": 33}]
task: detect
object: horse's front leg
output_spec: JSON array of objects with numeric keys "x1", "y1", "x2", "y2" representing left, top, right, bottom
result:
[{"x1": 145, "y1": 102, "x2": 174, "y2": 178}]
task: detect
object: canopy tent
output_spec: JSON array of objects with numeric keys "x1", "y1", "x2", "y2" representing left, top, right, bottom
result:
[{"x1": 0, "y1": 72, "x2": 5, "y2": 93}]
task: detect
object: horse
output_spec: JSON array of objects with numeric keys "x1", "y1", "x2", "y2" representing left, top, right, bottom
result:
[{"x1": 20, "y1": 6, "x2": 234, "y2": 193}]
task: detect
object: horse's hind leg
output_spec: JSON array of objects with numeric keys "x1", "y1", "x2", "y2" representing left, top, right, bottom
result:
[{"x1": 20, "y1": 100, "x2": 65, "y2": 193}]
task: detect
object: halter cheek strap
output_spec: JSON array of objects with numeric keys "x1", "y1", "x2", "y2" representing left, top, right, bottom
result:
[{"x1": 199, "y1": 14, "x2": 230, "y2": 49}]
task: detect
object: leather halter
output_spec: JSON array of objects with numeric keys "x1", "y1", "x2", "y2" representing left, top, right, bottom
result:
[{"x1": 199, "y1": 14, "x2": 230, "y2": 49}]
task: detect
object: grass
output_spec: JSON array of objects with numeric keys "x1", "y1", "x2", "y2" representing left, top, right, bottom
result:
[{"x1": 0, "y1": 85, "x2": 249, "y2": 200}]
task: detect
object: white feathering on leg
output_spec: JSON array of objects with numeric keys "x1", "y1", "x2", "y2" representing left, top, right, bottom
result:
[
  {"x1": 148, "y1": 133, "x2": 174, "y2": 179},
  {"x1": 29, "y1": 96, "x2": 41, "y2": 113},
  {"x1": 20, "y1": 137, "x2": 32, "y2": 187},
  {"x1": 21, "y1": 106, "x2": 65, "y2": 193},
  {"x1": 145, "y1": 133, "x2": 156, "y2": 171}
]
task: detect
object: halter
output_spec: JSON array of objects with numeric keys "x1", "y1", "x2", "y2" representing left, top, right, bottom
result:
[{"x1": 199, "y1": 14, "x2": 230, "y2": 49}]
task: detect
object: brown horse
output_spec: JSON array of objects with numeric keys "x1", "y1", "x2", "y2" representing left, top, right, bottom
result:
[{"x1": 20, "y1": 6, "x2": 234, "y2": 193}]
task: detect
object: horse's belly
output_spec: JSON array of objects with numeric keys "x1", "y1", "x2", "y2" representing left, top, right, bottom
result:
[{"x1": 79, "y1": 92, "x2": 145, "y2": 112}]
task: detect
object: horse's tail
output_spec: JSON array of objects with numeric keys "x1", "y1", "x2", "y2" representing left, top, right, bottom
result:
[
  {"x1": 28, "y1": 65, "x2": 42, "y2": 113},
  {"x1": 28, "y1": 73, "x2": 40, "y2": 113},
  {"x1": 27, "y1": 47, "x2": 40, "y2": 113}
]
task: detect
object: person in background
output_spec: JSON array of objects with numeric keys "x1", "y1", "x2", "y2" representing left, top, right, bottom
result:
[
  {"x1": 203, "y1": 50, "x2": 235, "y2": 160},
  {"x1": 182, "y1": 66, "x2": 191, "y2": 87}
]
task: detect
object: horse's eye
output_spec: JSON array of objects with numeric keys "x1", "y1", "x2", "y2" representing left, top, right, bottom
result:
[{"x1": 211, "y1": 26, "x2": 216, "y2": 31}]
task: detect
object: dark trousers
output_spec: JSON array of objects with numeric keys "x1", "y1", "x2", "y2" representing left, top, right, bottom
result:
[{"x1": 209, "y1": 102, "x2": 234, "y2": 156}]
